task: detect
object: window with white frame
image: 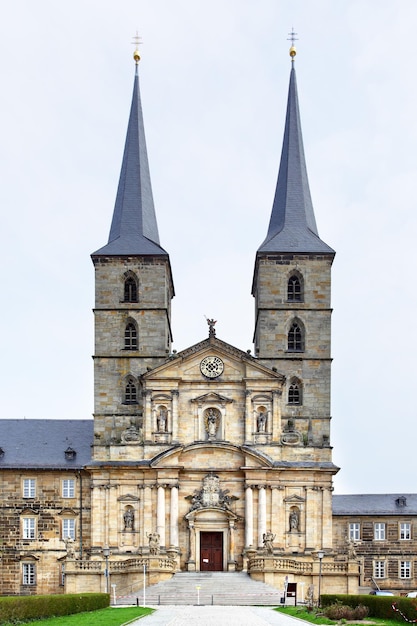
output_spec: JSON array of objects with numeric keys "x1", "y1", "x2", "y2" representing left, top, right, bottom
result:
[
  {"x1": 62, "y1": 518, "x2": 75, "y2": 540},
  {"x1": 374, "y1": 560, "x2": 386, "y2": 578},
  {"x1": 62, "y1": 479, "x2": 75, "y2": 498},
  {"x1": 22, "y1": 562, "x2": 36, "y2": 585},
  {"x1": 400, "y1": 560, "x2": 412, "y2": 579},
  {"x1": 22, "y1": 517, "x2": 36, "y2": 539},
  {"x1": 23, "y1": 478, "x2": 36, "y2": 498},
  {"x1": 349, "y1": 522, "x2": 360, "y2": 541},
  {"x1": 400, "y1": 523, "x2": 411, "y2": 540},
  {"x1": 374, "y1": 522, "x2": 386, "y2": 540}
]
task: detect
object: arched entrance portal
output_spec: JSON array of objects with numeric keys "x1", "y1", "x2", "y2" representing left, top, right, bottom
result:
[{"x1": 185, "y1": 508, "x2": 239, "y2": 572}]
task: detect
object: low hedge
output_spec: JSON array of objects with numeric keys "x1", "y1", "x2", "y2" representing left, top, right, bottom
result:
[
  {"x1": 0, "y1": 593, "x2": 109, "y2": 624},
  {"x1": 321, "y1": 594, "x2": 417, "y2": 622}
]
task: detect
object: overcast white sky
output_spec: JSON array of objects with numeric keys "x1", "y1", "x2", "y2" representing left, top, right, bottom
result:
[{"x1": 0, "y1": 1, "x2": 416, "y2": 495}]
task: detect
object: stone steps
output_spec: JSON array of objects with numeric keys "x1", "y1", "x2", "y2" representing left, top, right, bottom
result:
[{"x1": 115, "y1": 571, "x2": 284, "y2": 606}]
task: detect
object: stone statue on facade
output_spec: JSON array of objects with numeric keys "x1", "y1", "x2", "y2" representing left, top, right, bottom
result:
[
  {"x1": 64, "y1": 537, "x2": 76, "y2": 559},
  {"x1": 157, "y1": 407, "x2": 167, "y2": 432},
  {"x1": 148, "y1": 532, "x2": 160, "y2": 555},
  {"x1": 205, "y1": 408, "x2": 219, "y2": 440},
  {"x1": 263, "y1": 531, "x2": 275, "y2": 554},
  {"x1": 257, "y1": 410, "x2": 267, "y2": 433},
  {"x1": 123, "y1": 508, "x2": 134, "y2": 530},
  {"x1": 289, "y1": 509, "x2": 299, "y2": 531},
  {"x1": 346, "y1": 536, "x2": 357, "y2": 560},
  {"x1": 206, "y1": 317, "x2": 217, "y2": 338}
]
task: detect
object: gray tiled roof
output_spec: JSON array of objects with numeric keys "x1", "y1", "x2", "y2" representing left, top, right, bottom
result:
[
  {"x1": 0, "y1": 419, "x2": 93, "y2": 469},
  {"x1": 92, "y1": 66, "x2": 168, "y2": 257},
  {"x1": 257, "y1": 67, "x2": 334, "y2": 255},
  {"x1": 333, "y1": 494, "x2": 417, "y2": 516}
]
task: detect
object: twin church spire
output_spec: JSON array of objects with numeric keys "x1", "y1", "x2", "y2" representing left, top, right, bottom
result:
[
  {"x1": 92, "y1": 58, "x2": 167, "y2": 257},
  {"x1": 93, "y1": 42, "x2": 332, "y2": 290}
]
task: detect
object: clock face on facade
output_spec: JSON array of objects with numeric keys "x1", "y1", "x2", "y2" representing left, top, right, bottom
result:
[{"x1": 200, "y1": 356, "x2": 224, "y2": 378}]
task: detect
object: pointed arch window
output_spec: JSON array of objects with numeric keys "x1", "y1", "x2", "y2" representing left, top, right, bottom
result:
[
  {"x1": 124, "y1": 276, "x2": 138, "y2": 303},
  {"x1": 288, "y1": 378, "x2": 302, "y2": 405},
  {"x1": 288, "y1": 321, "x2": 304, "y2": 352},
  {"x1": 124, "y1": 378, "x2": 138, "y2": 405},
  {"x1": 124, "y1": 322, "x2": 138, "y2": 350},
  {"x1": 287, "y1": 274, "x2": 303, "y2": 302}
]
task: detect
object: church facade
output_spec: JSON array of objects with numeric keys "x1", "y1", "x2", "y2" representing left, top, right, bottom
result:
[{"x1": 1, "y1": 47, "x2": 414, "y2": 599}]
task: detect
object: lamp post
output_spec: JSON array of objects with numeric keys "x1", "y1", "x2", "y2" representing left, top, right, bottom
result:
[
  {"x1": 317, "y1": 550, "x2": 324, "y2": 607},
  {"x1": 103, "y1": 546, "x2": 110, "y2": 594}
]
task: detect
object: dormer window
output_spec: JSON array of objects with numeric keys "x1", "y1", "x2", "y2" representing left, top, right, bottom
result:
[
  {"x1": 396, "y1": 496, "x2": 407, "y2": 508},
  {"x1": 0, "y1": 447, "x2": 4, "y2": 459},
  {"x1": 64, "y1": 447, "x2": 76, "y2": 461}
]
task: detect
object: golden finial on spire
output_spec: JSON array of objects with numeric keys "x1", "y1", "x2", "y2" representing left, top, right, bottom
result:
[
  {"x1": 132, "y1": 31, "x2": 142, "y2": 64},
  {"x1": 287, "y1": 28, "x2": 298, "y2": 63}
]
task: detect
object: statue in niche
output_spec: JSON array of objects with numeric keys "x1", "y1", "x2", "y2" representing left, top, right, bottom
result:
[
  {"x1": 123, "y1": 508, "x2": 134, "y2": 530},
  {"x1": 263, "y1": 531, "x2": 275, "y2": 554},
  {"x1": 157, "y1": 406, "x2": 167, "y2": 432},
  {"x1": 205, "y1": 408, "x2": 219, "y2": 440},
  {"x1": 257, "y1": 410, "x2": 267, "y2": 433},
  {"x1": 289, "y1": 509, "x2": 299, "y2": 531},
  {"x1": 148, "y1": 532, "x2": 160, "y2": 555}
]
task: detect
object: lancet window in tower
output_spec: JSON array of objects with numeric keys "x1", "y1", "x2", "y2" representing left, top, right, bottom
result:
[
  {"x1": 124, "y1": 276, "x2": 138, "y2": 302},
  {"x1": 288, "y1": 321, "x2": 304, "y2": 352},
  {"x1": 124, "y1": 378, "x2": 138, "y2": 405},
  {"x1": 124, "y1": 322, "x2": 138, "y2": 350},
  {"x1": 288, "y1": 378, "x2": 302, "y2": 405},
  {"x1": 287, "y1": 273, "x2": 303, "y2": 302}
]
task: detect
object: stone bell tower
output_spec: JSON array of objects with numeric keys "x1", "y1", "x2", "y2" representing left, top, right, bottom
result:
[
  {"x1": 90, "y1": 47, "x2": 174, "y2": 449},
  {"x1": 252, "y1": 46, "x2": 335, "y2": 452}
]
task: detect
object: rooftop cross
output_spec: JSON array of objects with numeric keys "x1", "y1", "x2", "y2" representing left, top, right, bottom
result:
[
  {"x1": 287, "y1": 28, "x2": 298, "y2": 63},
  {"x1": 132, "y1": 30, "x2": 142, "y2": 64}
]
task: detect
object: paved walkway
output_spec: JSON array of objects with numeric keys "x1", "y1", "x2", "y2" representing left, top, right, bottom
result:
[{"x1": 130, "y1": 605, "x2": 303, "y2": 625}]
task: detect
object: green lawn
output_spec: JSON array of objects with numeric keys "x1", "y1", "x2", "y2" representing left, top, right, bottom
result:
[
  {"x1": 277, "y1": 606, "x2": 403, "y2": 625},
  {"x1": 2, "y1": 606, "x2": 154, "y2": 626}
]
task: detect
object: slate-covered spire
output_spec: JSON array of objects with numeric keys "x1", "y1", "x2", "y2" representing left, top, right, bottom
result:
[
  {"x1": 257, "y1": 57, "x2": 334, "y2": 255},
  {"x1": 93, "y1": 58, "x2": 167, "y2": 256}
]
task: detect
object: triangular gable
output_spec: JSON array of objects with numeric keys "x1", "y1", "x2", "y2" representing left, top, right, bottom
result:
[
  {"x1": 191, "y1": 392, "x2": 233, "y2": 404},
  {"x1": 142, "y1": 336, "x2": 285, "y2": 382}
]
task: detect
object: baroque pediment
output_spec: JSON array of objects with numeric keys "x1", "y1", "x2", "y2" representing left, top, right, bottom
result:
[
  {"x1": 191, "y1": 392, "x2": 233, "y2": 405},
  {"x1": 142, "y1": 336, "x2": 285, "y2": 384},
  {"x1": 117, "y1": 493, "x2": 140, "y2": 502}
]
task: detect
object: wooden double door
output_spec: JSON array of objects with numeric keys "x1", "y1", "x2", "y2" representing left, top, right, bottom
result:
[{"x1": 200, "y1": 531, "x2": 223, "y2": 571}]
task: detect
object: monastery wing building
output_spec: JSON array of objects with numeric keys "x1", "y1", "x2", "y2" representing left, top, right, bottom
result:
[{"x1": 1, "y1": 45, "x2": 415, "y2": 598}]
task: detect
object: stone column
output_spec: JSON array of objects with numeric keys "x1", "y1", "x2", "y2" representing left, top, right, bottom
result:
[
  {"x1": 157, "y1": 485, "x2": 166, "y2": 547},
  {"x1": 171, "y1": 390, "x2": 179, "y2": 442},
  {"x1": 228, "y1": 520, "x2": 236, "y2": 571},
  {"x1": 170, "y1": 485, "x2": 179, "y2": 547},
  {"x1": 143, "y1": 485, "x2": 153, "y2": 544},
  {"x1": 322, "y1": 487, "x2": 333, "y2": 549},
  {"x1": 196, "y1": 404, "x2": 202, "y2": 441},
  {"x1": 270, "y1": 487, "x2": 281, "y2": 543},
  {"x1": 245, "y1": 486, "x2": 254, "y2": 547},
  {"x1": 187, "y1": 521, "x2": 196, "y2": 571},
  {"x1": 272, "y1": 390, "x2": 280, "y2": 441},
  {"x1": 257, "y1": 486, "x2": 266, "y2": 548},
  {"x1": 245, "y1": 390, "x2": 252, "y2": 443},
  {"x1": 143, "y1": 390, "x2": 152, "y2": 442},
  {"x1": 305, "y1": 487, "x2": 316, "y2": 550}
]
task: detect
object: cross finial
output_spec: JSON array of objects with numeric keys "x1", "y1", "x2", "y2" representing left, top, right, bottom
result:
[
  {"x1": 132, "y1": 31, "x2": 142, "y2": 64},
  {"x1": 287, "y1": 28, "x2": 298, "y2": 63}
]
